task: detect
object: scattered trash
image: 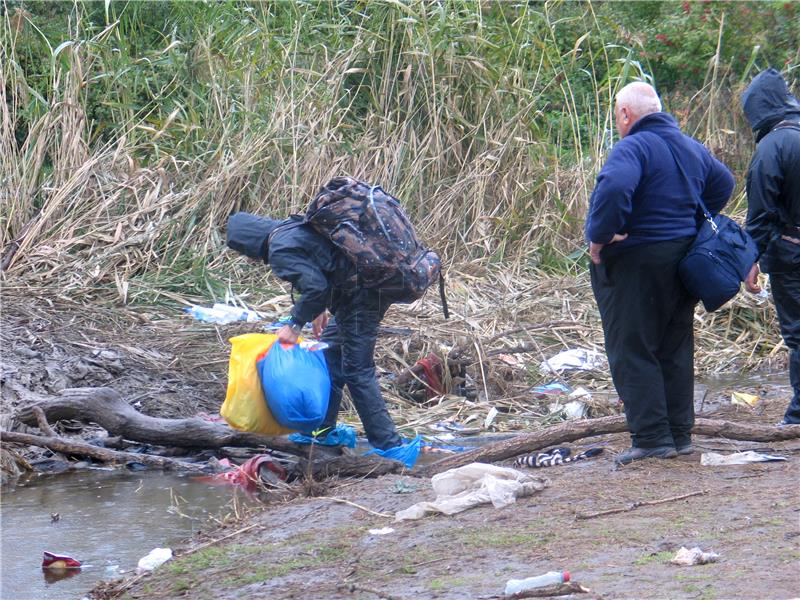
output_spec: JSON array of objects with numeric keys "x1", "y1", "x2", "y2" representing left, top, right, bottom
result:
[
  {"x1": 700, "y1": 451, "x2": 787, "y2": 466},
  {"x1": 539, "y1": 349, "x2": 604, "y2": 374},
  {"x1": 392, "y1": 480, "x2": 418, "y2": 494},
  {"x1": 185, "y1": 303, "x2": 264, "y2": 324},
  {"x1": 413, "y1": 353, "x2": 446, "y2": 397},
  {"x1": 429, "y1": 421, "x2": 481, "y2": 435},
  {"x1": 207, "y1": 455, "x2": 288, "y2": 491},
  {"x1": 497, "y1": 353, "x2": 522, "y2": 366},
  {"x1": 395, "y1": 462, "x2": 548, "y2": 521},
  {"x1": 731, "y1": 392, "x2": 759, "y2": 407},
  {"x1": 532, "y1": 382, "x2": 572, "y2": 399},
  {"x1": 670, "y1": 546, "x2": 719, "y2": 566},
  {"x1": 136, "y1": 547, "x2": 173, "y2": 573},
  {"x1": 42, "y1": 551, "x2": 81, "y2": 570},
  {"x1": 514, "y1": 447, "x2": 603, "y2": 468},
  {"x1": 484, "y1": 406, "x2": 499, "y2": 429},
  {"x1": 367, "y1": 527, "x2": 395, "y2": 535},
  {"x1": 505, "y1": 570, "x2": 570, "y2": 595},
  {"x1": 366, "y1": 436, "x2": 423, "y2": 469},
  {"x1": 289, "y1": 424, "x2": 357, "y2": 448}
]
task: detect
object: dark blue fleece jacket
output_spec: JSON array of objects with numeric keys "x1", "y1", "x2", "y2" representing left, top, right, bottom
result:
[{"x1": 586, "y1": 112, "x2": 735, "y2": 254}]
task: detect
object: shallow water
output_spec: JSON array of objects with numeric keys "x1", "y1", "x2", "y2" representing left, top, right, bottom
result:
[{"x1": 0, "y1": 469, "x2": 253, "y2": 600}]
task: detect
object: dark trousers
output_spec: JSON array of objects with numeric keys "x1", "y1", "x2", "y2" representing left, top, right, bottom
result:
[
  {"x1": 319, "y1": 290, "x2": 402, "y2": 450},
  {"x1": 590, "y1": 238, "x2": 697, "y2": 448},
  {"x1": 771, "y1": 271, "x2": 800, "y2": 423}
]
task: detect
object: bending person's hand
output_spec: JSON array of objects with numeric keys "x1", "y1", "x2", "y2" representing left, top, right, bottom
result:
[
  {"x1": 277, "y1": 324, "x2": 300, "y2": 345},
  {"x1": 589, "y1": 233, "x2": 628, "y2": 265},
  {"x1": 744, "y1": 263, "x2": 761, "y2": 293}
]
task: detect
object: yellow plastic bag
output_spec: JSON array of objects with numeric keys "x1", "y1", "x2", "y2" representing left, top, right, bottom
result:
[{"x1": 220, "y1": 333, "x2": 295, "y2": 435}]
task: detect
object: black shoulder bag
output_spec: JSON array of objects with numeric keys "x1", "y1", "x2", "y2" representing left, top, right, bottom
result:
[{"x1": 660, "y1": 137, "x2": 758, "y2": 312}]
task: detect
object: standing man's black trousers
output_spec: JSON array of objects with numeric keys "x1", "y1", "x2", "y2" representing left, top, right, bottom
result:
[{"x1": 590, "y1": 237, "x2": 697, "y2": 449}]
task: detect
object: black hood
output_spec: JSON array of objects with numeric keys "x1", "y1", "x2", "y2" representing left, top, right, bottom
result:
[
  {"x1": 741, "y1": 68, "x2": 800, "y2": 142},
  {"x1": 226, "y1": 212, "x2": 282, "y2": 261}
]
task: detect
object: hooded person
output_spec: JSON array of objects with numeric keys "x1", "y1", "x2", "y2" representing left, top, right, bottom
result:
[
  {"x1": 225, "y1": 211, "x2": 404, "y2": 450},
  {"x1": 741, "y1": 69, "x2": 800, "y2": 425}
]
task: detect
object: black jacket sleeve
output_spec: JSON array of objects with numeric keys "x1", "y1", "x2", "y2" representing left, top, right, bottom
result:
[
  {"x1": 268, "y1": 247, "x2": 330, "y2": 326},
  {"x1": 745, "y1": 140, "x2": 785, "y2": 256}
]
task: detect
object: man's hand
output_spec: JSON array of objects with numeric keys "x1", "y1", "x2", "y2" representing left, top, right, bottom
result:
[
  {"x1": 311, "y1": 312, "x2": 329, "y2": 338},
  {"x1": 744, "y1": 263, "x2": 761, "y2": 293},
  {"x1": 589, "y1": 233, "x2": 628, "y2": 265},
  {"x1": 277, "y1": 324, "x2": 300, "y2": 345}
]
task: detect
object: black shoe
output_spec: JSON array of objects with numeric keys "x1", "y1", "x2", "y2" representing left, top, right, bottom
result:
[
  {"x1": 615, "y1": 446, "x2": 677, "y2": 465},
  {"x1": 676, "y1": 444, "x2": 694, "y2": 455}
]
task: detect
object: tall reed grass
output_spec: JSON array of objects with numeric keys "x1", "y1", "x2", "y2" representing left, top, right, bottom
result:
[{"x1": 0, "y1": 1, "x2": 791, "y2": 306}]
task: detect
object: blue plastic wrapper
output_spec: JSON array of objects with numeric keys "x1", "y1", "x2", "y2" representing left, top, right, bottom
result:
[
  {"x1": 365, "y1": 436, "x2": 423, "y2": 469},
  {"x1": 257, "y1": 342, "x2": 330, "y2": 434},
  {"x1": 288, "y1": 424, "x2": 357, "y2": 448}
]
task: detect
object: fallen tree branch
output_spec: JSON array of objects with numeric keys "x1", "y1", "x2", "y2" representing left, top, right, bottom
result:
[
  {"x1": 575, "y1": 489, "x2": 708, "y2": 520},
  {"x1": 32, "y1": 406, "x2": 57, "y2": 437},
  {"x1": 14, "y1": 387, "x2": 331, "y2": 456},
  {"x1": 14, "y1": 387, "x2": 400, "y2": 479},
  {"x1": 1, "y1": 430, "x2": 208, "y2": 472},
  {"x1": 419, "y1": 416, "x2": 800, "y2": 477}
]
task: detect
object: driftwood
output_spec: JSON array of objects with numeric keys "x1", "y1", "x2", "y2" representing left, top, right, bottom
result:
[
  {"x1": 297, "y1": 452, "x2": 401, "y2": 480},
  {"x1": 506, "y1": 581, "x2": 591, "y2": 598},
  {"x1": 14, "y1": 387, "x2": 329, "y2": 456},
  {"x1": 1, "y1": 431, "x2": 208, "y2": 472},
  {"x1": 420, "y1": 415, "x2": 800, "y2": 477},
  {"x1": 13, "y1": 387, "x2": 401, "y2": 478}
]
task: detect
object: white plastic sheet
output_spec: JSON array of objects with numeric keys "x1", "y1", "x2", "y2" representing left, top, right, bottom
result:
[
  {"x1": 539, "y1": 349, "x2": 604, "y2": 373},
  {"x1": 395, "y1": 463, "x2": 548, "y2": 521},
  {"x1": 700, "y1": 451, "x2": 786, "y2": 466}
]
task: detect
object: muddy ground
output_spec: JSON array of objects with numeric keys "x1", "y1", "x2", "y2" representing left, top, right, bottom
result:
[{"x1": 1, "y1": 300, "x2": 799, "y2": 600}]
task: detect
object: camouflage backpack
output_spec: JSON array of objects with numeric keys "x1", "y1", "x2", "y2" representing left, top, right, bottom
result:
[{"x1": 304, "y1": 176, "x2": 448, "y2": 316}]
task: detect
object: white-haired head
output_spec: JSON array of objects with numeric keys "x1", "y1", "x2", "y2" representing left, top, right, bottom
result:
[{"x1": 614, "y1": 81, "x2": 662, "y2": 138}]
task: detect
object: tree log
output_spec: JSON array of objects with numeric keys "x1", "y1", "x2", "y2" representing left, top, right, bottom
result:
[
  {"x1": 1, "y1": 431, "x2": 208, "y2": 472},
  {"x1": 14, "y1": 387, "x2": 334, "y2": 457},
  {"x1": 296, "y1": 451, "x2": 401, "y2": 480},
  {"x1": 419, "y1": 416, "x2": 800, "y2": 477}
]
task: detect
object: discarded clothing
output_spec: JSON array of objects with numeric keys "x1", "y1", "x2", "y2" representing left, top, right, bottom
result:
[
  {"x1": 395, "y1": 462, "x2": 548, "y2": 521},
  {"x1": 700, "y1": 451, "x2": 787, "y2": 466},
  {"x1": 514, "y1": 447, "x2": 604, "y2": 468}
]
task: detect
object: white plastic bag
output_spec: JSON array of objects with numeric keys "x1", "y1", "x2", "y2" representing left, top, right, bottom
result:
[{"x1": 395, "y1": 463, "x2": 548, "y2": 521}]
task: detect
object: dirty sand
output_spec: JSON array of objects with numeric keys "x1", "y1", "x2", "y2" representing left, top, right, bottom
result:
[{"x1": 1, "y1": 303, "x2": 798, "y2": 600}]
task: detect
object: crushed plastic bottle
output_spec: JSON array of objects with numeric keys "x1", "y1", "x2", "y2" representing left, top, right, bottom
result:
[
  {"x1": 211, "y1": 303, "x2": 264, "y2": 322},
  {"x1": 504, "y1": 570, "x2": 570, "y2": 595},
  {"x1": 184, "y1": 305, "x2": 240, "y2": 324}
]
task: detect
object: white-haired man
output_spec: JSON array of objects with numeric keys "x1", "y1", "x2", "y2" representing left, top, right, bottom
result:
[{"x1": 586, "y1": 81, "x2": 735, "y2": 465}]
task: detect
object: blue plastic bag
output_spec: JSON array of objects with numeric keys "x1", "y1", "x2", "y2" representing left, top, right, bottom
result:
[
  {"x1": 288, "y1": 424, "x2": 357, "y2": 448},
  {"x1": 365, "y1": 436, "x2": 423, "y2": 469},
  {"x1": 257, "y1": 342, "x2": 330, "y2": 434}
]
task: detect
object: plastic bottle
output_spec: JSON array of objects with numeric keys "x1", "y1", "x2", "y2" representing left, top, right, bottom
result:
[
  {"x1": 211, "y1": 303, "x2": 263, "y2": 322},
  {"x1": 504, "y1": 571, "x2": 570, "y2": 595},
  {"x1": 184, "y1": 305, "x2": 239, "y2": 324}
]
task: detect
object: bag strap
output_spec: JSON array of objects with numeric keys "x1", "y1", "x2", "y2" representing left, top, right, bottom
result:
[{"x1": 655, "y1": 134, "x2": 718, "y2": 234}]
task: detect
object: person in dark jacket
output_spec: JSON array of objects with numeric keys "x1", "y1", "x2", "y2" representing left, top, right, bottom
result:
[
  {"x1": 740, "y1": 69, "x2": 800, "y2": 425},
  {"x1": 586, "y1": 81, "x2": 735, "y2": 465},
  {"x1": 226, "y1": 212, "x2": 403, "y2": 450}
]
